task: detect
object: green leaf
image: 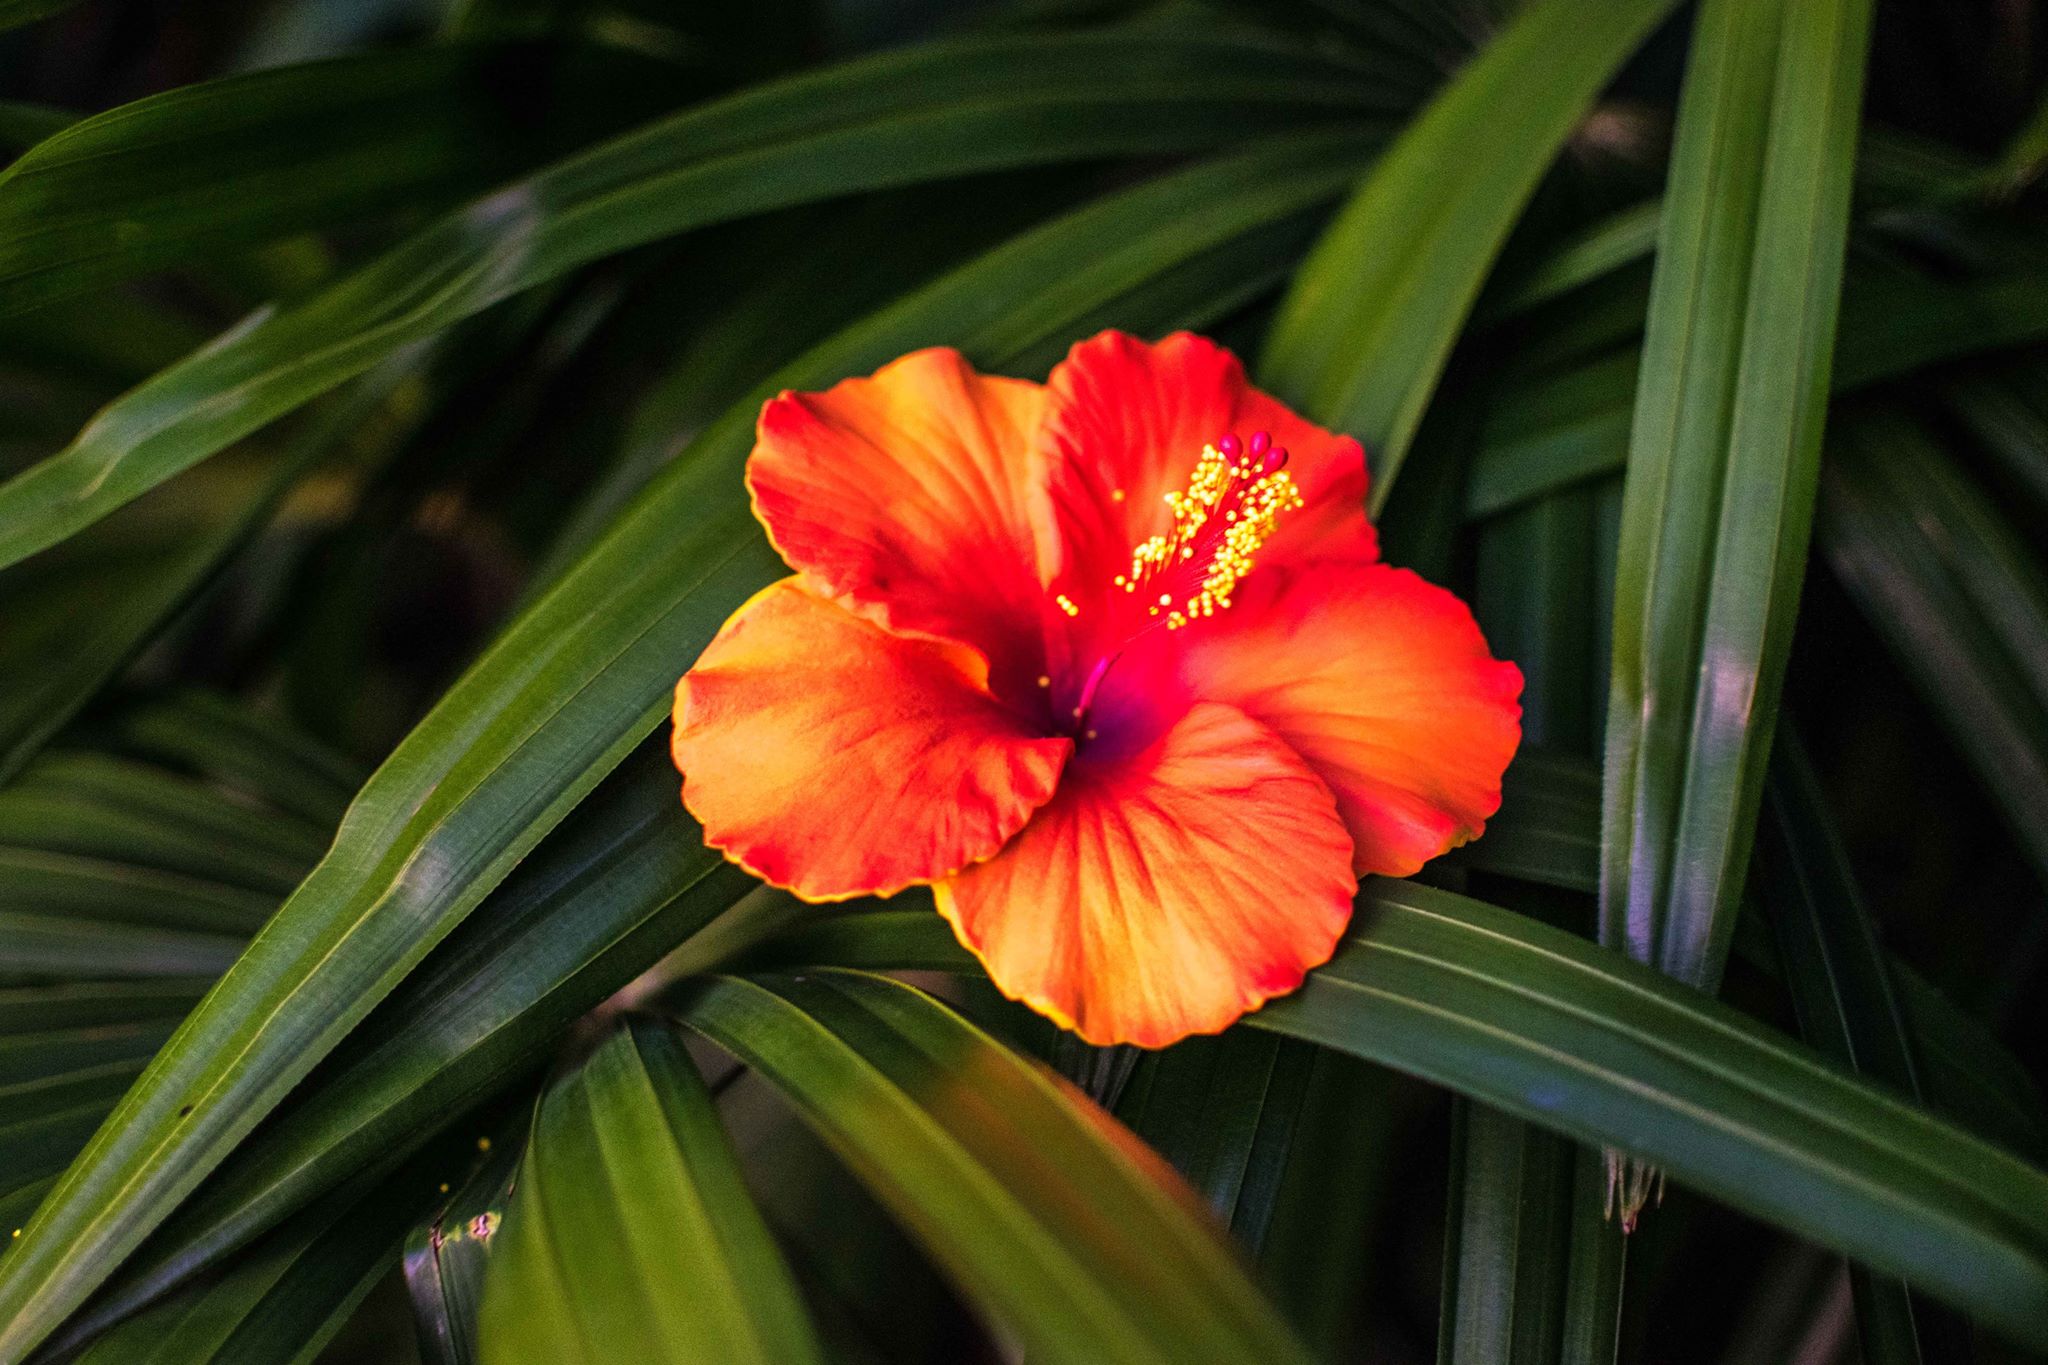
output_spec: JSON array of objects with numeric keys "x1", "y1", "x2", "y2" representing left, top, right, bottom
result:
[
  {"x1": 1556, "y1": 1146, "x2": 1627, "y2": 1365},
  {"x1": 1259, "y1": 0, "x2": 1678, "y2": 503},
  {"x1": 1816, "y1": 407, "x2": 2048, "y2": 882},
  {"x1": 404, "y1": 1137, "x2": 521, "y2": 1365},
  {"x1": 1474, "y1": 495, "x2": 1600, "y2": 751},
  {"x1": 1479, "y1": 200, "x2": 1663, "y2": 322},
  {"x1": 1113, "y1": 1030, "x2": 1316, "y2": 1254},
  {"x1": 778, "y1": 885, "x2": 2048, "y2": 1344},
  {"x1": 1465, "y1": 267, "x2": 2048, "y2": 521},
  {"x1": 45, "y1": 748, "x2": 752, "y2": 1352},
  {"x1": 0, "y1": 848, "x2": 274, "y2": 939},
  {"x1": 0, "y1": 135, "x2": 1375, "y2": 1361},
  {"x1": 107, "y1": 692, "x2": 366, "y2": 832},
  {"x1": 0, "y1": 369, "x2": 403, "y2": 784},
  {"x1": 1449, "y1": 744, "x2": 2048, "y2": 1160},
  {"x1": 0, "y1": 43, "x2": 682, "y2": 315},
  {"x1": 1759, "y1": 730, "x2": 1973, "y2": 1364},
  {"x1": 0, "y1": 753, "x2": 324, "y2": 894},
  {"x1": 0, "y1": 981, "x2": 207, "y2": 1034},
  {"x1": 70, "y1": 1152, "x2": 456, "y2": 1365},
  {"x1": 1454, "y1": 746, "x2": 1602, "y2": 894},
  {"x1": 1, "y1": 1060, "x2": 147, "y2": 1221},
  {"x1": 0, "y1": 100, "x2": 75, "y2": 152},
  {"x1": 1600, "y1": 0, "x2": 1873, "y2": 989},
  {"x1": 1433, "y1": 1105, "x2": 1589, "y2": 1365},
  {"x1": 0, "y1": 31, "x2": 1390, "y2": 571},
  {"x1": 1257, "y1": 882, "x2": 2048, "y2": 1345},
  {"x1": 477, "y1": 1017, "x2": 822, "y2": 1364},
  {"x1": 1946, "y1": 365, "x2": 2048, "y2": 509},
  {"x1": 680, "y1": 971, "x2": 1313, "y2": 1365},
  {"x1": 0, "y1": 1019, "x2": 178, "y2": 1088}
]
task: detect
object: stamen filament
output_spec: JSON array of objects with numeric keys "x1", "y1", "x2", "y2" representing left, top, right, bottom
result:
[{"x1": 1057, "y1": 430, "x2": 1302, "y2": 736}]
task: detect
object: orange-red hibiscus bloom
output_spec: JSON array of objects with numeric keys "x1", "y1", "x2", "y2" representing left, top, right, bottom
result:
[{"x1": 673, "y1": 331, "x2": 1521, "y2": 1047}]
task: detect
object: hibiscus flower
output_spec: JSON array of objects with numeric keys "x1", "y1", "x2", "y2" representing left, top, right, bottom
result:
[{"x1": 673, "y1": 330, "x2": 1522, "y2": 1047}]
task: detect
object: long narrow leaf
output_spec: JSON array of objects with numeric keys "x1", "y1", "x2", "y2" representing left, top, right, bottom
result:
[
  {"x1": 1760, "y1": 731, "x2": 1972, "y2": 1364},
  {"x1": 767, "y1": 886, "x2": 2048, "y2": 1344},
  {"x1": 1260, "y1": 0, "x2": 1677, "y2": 501},
  {"x1": 681, "y1": 971, "x2": 1313, "y2": 1365},
  {"x1": 478, "y1": 1017, "x2": 821, "y2": 1364},
  {"x1": 0, "y1": 31, "x2": 1390, "y2": 570},
  {"x1": 0, "y1": 138, "x2": 1378, "y2": 1359},
  {"x1": 0, "y1": 43, "x2": 678, "y2": 314},
  {"x1": 1601, "y1": 0, "x2": 1872, "y2": 989}
]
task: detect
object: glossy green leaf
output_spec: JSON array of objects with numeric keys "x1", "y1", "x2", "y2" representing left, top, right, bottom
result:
[
  {"x1": 1458, "y1": 482, "x2": 1621, "y2": 1363},
  {"x1": 477, "y1": 1017, "x2": 822, "y2": 1364},
  {"x1": 1258, "y1": 883, "x2": 2048, "y2": 1345},
  {"x1": 404, "y1": 1136, "x2": 521, "y2": 1365},
  {"x1": 0, "y1": 43, "x2": 682, "y2": 315},
  {"x1": 1113, "y1": 1029, "x2": 1316, "y2": 1255},
  {"x1": 1439, "y1": 1104, "x2": 1609, "y2": 1365},
  {"x1": 776, "y1": 885, "x2": 2048, "y2": 1344},
  {"x1": 47, "y1": 748, "x2": 752, "y2": 1350},
  {"x1": 0, "y1": 31, "x2": 1389, "y2": 571},
  {"x1": 0, "y1": 135, "x2": 1376, "y2": 1360},
  {"x1": 1260, "y1": 0, "x2": 1676, "y2": 501},
  {"x1": 1601, "y1": 0, "x2": 1873, "y2": 990},
  {"x1": 1466, "y1": 267, "x2": 2048, "y2": 521},
  {"x1": 681, "y1": 970, "x2": 1313, "y2": 1365},
  {"x1": 1459, "y1": 745, "x2": 2048, "y2": 1163},
  {"x1": 69, "y1": 1154, "x2": 453, "y2": 1365}
]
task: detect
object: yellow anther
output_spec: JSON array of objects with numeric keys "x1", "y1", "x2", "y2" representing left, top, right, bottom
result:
[{"x1": 1117, "y1": 442, "x2": 1300, "y2": 631}]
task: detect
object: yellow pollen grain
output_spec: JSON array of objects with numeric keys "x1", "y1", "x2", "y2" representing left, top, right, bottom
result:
[
  {"x1": 476, "y1": 1137, "x2": 492, "y2": 1153},
  {"x1": 1036, "y1": 675, "x2": 1051, "y2": 688},
  {"x1": 1116, "y1": 443, "x2": 1301, "y2": 630},
  {"x1": 1111, "y1": 488, "x2": 1126, "y2": 502},
  {"x1": 1055, "y1": 593, "x2": 1080, "y2": 618}
]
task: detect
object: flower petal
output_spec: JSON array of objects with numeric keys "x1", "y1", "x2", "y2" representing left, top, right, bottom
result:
[
  {"x1": 1176, "y1": 562, "x2": 1523, "y2": 877},
  {"x1": 935, "y1": 702, "x2": 1357, "y2": 1047},
  {"x1": 1033, "y1": 331, "x2": 1375, "y2": 608},
  {"x1": 747, "y1": 347, "x2": 1052, "y2": 700},
  {"x1": 673, "y1": 579, "x2": 1070, "y2": 902}
]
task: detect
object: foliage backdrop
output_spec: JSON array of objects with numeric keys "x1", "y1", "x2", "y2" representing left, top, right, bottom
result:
[{"x1": 1, "y1": 0, "x2": 2047, "y2": 1361}]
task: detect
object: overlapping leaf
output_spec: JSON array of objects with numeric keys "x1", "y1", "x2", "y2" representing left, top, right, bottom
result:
[
  {"x1": 681, "y1": 971, "x2": 1313, "y2": 1365},
  {"x1": 0, "y1": 30, "x2": 1394, "y2": 569},
  {"x1": 1261, "y1": 0, "x2": 1677, "y2": 501},
  {"x1": 477, "y1": 1018, "x2": 822, "y2": 1364},
  {"x1": 0, "y1": 135, "x2": 1381, "y2": 1358},
  {"x1": 759, "y1": 886, "x2": 2048, "y2": 1345}
]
